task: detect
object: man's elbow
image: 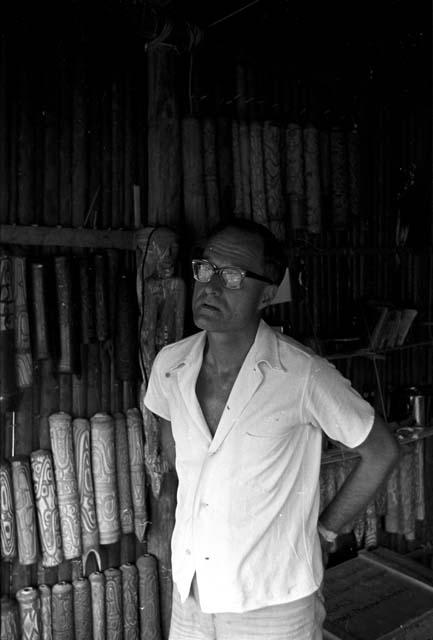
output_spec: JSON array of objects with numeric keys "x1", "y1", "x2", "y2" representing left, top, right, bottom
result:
[{"x1": 358, "y1": 415, "x2": 400, "y2": 474}]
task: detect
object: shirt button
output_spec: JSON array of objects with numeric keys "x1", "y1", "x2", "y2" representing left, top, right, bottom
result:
[
  {"x1": 165, "y1": 372, "x2": 171, "y2": 378},
  {"x1": 185, "y1": 549, "x2": 191, "y2": 555}
]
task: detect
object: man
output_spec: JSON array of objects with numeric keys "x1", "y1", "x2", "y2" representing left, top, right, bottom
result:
[{"x1": 144, "y1": 218, "x2": 399, "y2": 639}]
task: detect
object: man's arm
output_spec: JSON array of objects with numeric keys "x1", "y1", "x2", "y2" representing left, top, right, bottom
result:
[
  {"x1": 159, "y1": 417, "x2": 176, "y2": 472},
  {"x1": 319, "y1": 413, "x2": 399, "y2": 536}
]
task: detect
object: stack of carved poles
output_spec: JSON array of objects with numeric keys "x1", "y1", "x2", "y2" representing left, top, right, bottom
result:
[
  {"x1": 1, "y1": 409, "x2": 161, "y2": 639},
  {"x1": 1, "y1": 408, "x2": 150, "y2": 563},
  {"x1": 0, "y1": 553, "x2": 161, "y2": 639},
  {"x1": 0, "y1": 243, "x2": 168, "y2": 637},
  {"x1": 180, "y1": 115, "x2": 361, "y2": 241}
]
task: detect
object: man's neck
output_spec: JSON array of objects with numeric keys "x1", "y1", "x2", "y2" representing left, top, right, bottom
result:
[{"x1": 203, "y1": 322, "x2": 260, "y2": 374}]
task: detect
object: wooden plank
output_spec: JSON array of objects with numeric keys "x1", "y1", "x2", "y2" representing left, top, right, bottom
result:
[{"x1": 323, "y1": 550, "x2": 433, "y2": 640}]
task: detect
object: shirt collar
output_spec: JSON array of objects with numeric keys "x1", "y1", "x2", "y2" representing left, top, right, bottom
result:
[
  {"x1": 252, "y1": 319, "x2": 286, "y2": 372},
  {"x1": 166, "y1": 320, "x2": 286, "y2": 374}
]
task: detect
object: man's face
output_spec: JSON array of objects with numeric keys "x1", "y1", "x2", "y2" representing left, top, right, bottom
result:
[{"x1": 192, "y1": 227, "x2": 272, "y2": 334}]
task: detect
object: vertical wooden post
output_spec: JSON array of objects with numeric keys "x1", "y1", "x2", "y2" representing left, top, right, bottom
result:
[{"x1": 147, "y1": 46, "x2": 181, "y2": 227}]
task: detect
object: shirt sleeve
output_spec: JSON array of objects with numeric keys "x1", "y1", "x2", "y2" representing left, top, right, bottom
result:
[
  {"x1": 303, "y1": 358, "x2": 374, "y2": 448},
  {"x1": 143, "y1": 350, "x2": 171, "y2": 421}
]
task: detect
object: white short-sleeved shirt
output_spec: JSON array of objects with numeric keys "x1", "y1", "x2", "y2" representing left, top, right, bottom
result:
[{"x1": 144, "y1": 320, "x2": 374, "y2": 613}]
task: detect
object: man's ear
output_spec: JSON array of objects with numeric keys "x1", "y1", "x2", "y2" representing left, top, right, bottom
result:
[{"x1": 258, "y1": 284, "x2": 278, "y2": 310}]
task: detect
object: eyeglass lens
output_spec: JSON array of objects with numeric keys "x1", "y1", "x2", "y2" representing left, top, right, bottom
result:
[{"x1": 193, "y1": 261, "x2": 244, "y2": 289}]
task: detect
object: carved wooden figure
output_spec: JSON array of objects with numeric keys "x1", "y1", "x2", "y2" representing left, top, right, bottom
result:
[
  {"x1": 30, "y1": 449, "x2": 63, "y2": 567},
  {"x1": 11, "y1": 456, "x2": 38, "y2": 565},
  {"x1": 0, "y1": 460, "x2": 17, "y2": 561},
  {"x1": 90, "y1": 413, "x2": 120, "y2": 545},
  {"x1": 49, "y1": 412, "x2": 81, "y2": 559},
  {"x1": 72, "y1": 418, "x2": 99, "y2": 552},
  {"x1": 136, "y1": 227, "x2": 185, "y2": 496},
  {"x1": 136, "y1": 227, "x2": 185, "y2": 375},
  {"x1": 120, "y1": 562, "x2": 139, "y2": 640}
]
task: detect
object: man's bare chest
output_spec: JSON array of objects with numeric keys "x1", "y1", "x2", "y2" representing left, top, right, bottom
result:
[{"x1": 195, "y1": 367, "x2": 239, "y2": 437}]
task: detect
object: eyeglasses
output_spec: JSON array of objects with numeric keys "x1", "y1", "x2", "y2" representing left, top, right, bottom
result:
[{"x1": 192, "y1": 259, "x2": 273, "y2": 290}]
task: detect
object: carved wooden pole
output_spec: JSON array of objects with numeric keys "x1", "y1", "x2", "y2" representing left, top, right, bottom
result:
[
  {"x1": 285, "y1": 123, "x2": 305, "y2": 232},
  {"x1": 16, "y1": 586, "x2": 42, "y2": 639},
  {"x1": 30, "y1": 449, "x2": 63, "y2": 567},
  {"x1": 114, "y1": 413, "x2": 134, "y2": 536},
  {"x1": 72, "y1": 418, "x2": 99, "y2": 553},
  {"x1": 39, "y1": 584, "x2": 52, "y2": 640},
  {"x1": 120, "y1": 562, "x2": 139, "y2": 639},
  {"x1": 126, "y1": 408, "x2": 148, "y2": 542},
  {"x1": 0, "y1": 595, "x2": 20, "y2": 638},
  {"x1": 13, "y1": 256, "x2": 33, "y2": 388},
  {"x1": 49, "y1": 411, "x2": 82, "y2": 559},
  {"x1": 137, "y1": 554, "x2": 162, "y2": 640},
  {"x1": 72, "y1": 577, "x2": 92, "y2": 640},
  {"x1": 0, "y1": 460, "x2": 17, "y2": 562},
  {"x1": 52, "y1": 582, "x2": 74, "y2": 640},
  {"x1": 303, "y1": 124, "x2": 322, "y2": 234},
  {"x1": 0, "y1": 254, "x2": 17, "y2": 410},
  {"x1": 104, "y1": 567, "x2": 123, "y2": 640},
  {"x1": 11, "y1": 456, "x2": 38, "y2": 565},
  {"x1": 89, "y1": 571, "x2": 106, "y2": 640},
  {"x1": 90, "y1": 413, "x2": 120, "y2": 545}
]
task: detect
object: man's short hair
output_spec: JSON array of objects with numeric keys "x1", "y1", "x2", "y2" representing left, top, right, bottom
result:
[{"x1": 207, "y1": 217, "x2": 287, "y2": 286}]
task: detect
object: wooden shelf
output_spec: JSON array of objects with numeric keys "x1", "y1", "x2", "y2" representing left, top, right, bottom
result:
[{"x1": 0, "y1": 224, "x2": 136, "y2": 250}]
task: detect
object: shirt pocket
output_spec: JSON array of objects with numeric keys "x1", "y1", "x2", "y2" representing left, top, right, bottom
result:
[{"x1": 246, "y1": 410, "x2": 296, "y2": 438}]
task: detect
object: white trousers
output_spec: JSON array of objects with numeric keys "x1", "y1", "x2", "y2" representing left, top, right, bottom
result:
[{"x1": 169, "y1": 577, "x2": 326, "y2": 640}]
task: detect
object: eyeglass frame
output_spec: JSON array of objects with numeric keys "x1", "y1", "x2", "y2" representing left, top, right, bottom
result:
[{"x1": 192, "y1": 258, "x2": 274, "y2": 289}]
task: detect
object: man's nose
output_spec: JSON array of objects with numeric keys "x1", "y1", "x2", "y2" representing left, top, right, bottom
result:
[{"x1": 203, "y1": 272, "x2": 222, "y2": 293}]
